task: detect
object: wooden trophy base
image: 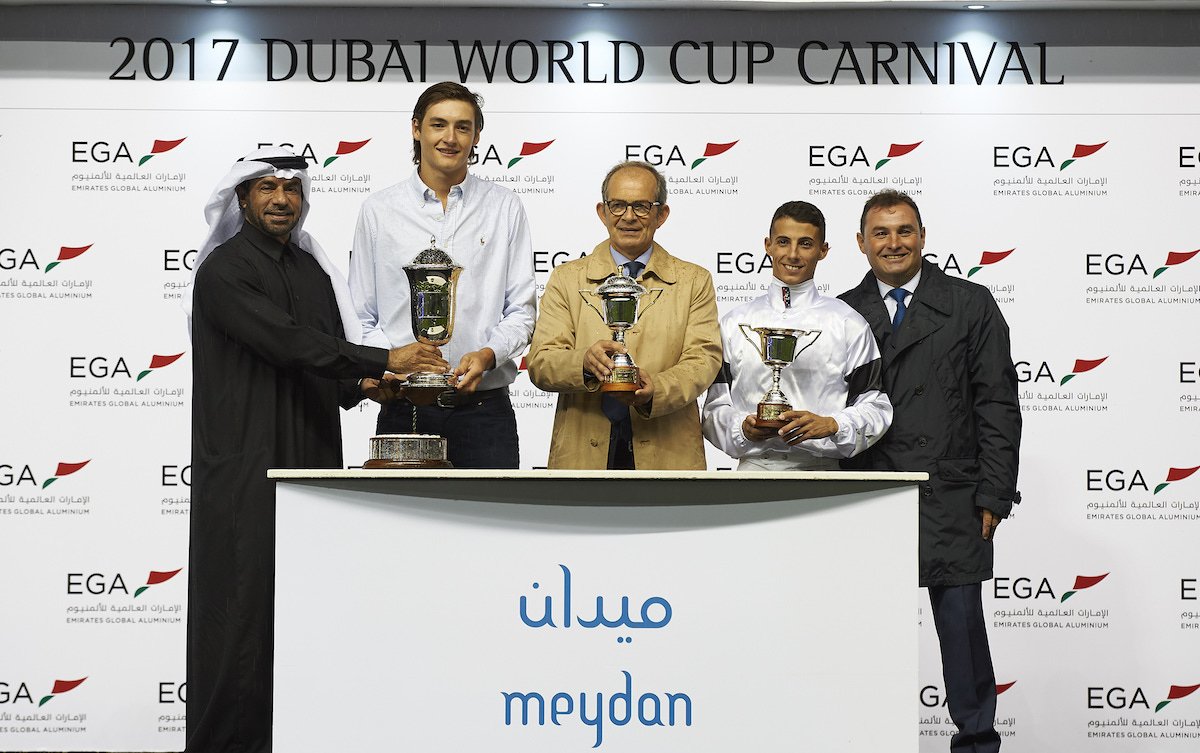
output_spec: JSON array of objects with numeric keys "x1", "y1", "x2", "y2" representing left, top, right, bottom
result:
[
  {"x1": 363, "y1": 458, "x2": 454, "y2": 469},
  {"x1": 602, "y1": 364, "x2": 639, "y2": 391},
  {"x1": 601, "y1": 381, "x2": 639, "y2": 392},
  {"x1": 757, "y1": 403, "x2": 790, "y2": 428}
]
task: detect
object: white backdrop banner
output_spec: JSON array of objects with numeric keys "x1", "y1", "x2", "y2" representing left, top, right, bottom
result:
[{"x1": 2, "y1": 5, "x2": 1200, "y2": 751}]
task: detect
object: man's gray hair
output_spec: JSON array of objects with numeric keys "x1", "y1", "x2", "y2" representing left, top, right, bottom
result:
[{"x1": 601, "y1": 161, "x2": 668, "y2": 205}]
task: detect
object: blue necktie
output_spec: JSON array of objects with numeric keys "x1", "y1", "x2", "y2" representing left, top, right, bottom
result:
[
  {"x1": 889, "y1": 288, "x2": 908, "y2": 330},
  {"x1": 624, "y1": 260, "x2": 644, "y2": 279}
]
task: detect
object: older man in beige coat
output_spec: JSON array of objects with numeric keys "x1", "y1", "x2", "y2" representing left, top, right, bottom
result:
[{"x1": 528, "y1": 161, "x2": 722, "y2": 469}]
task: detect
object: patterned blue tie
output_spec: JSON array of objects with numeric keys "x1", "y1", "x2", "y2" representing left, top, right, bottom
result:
[
  {"x1": 889, "y1": 288, "x2": 908, "y2": 330},
  {"x1": 624, "y1": 260, "x2": 644, "y2": 279}
]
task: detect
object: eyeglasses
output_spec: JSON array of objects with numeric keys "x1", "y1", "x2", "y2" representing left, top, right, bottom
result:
[{"x1": 603, "y1": 200, "x2": 661, "y2": 218}]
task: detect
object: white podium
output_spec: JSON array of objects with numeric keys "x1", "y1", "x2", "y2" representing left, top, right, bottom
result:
[{"x1": 271, "y1": 469, "x2": 924, "y2": 752}]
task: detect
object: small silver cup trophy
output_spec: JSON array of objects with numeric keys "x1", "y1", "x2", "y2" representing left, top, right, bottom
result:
[
  {"x1": 363, "y1": 244, "x2": 460, "y2": 469},
  {"x1": 738, "y1": 325, "x2": 822, "y2": 428},
  {"x1": 580, "y1": 272, "x2": 663, "y2": 392}
]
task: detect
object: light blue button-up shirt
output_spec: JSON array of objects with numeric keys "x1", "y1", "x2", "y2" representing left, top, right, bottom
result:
[{"x1": 349, "y1": 169, "x2": 537, "y2": 390}]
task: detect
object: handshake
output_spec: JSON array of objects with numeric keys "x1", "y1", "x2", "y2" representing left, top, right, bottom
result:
[
  {"x1": 359, "y1": 338, "x2": 445, "y2": 406},
  {"x1": 360, "y1": 373, "x2": 410, "y2": 404},
  {"x1": 360, "y1": 340, "x2": 489, "y2": 406},
  {"x1": 359, "y1": 341, "x2": 446, "y2": 405},
  {"x1": 360, "y1": 373, "x2": 448, "y2": 407}
]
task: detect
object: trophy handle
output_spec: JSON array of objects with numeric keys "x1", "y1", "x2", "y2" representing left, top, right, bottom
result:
[
  {"x1": 441, "y1": 266, "x2": 463, "y2": 345},
  {"x1": 794, "y1": 329, "x2": 823, "y2": 358},
  {"x1": 738, "y1": 323, "x2": 765, "y2": 357},
  {"x1": 578, "y1": 289, "x2": 606, "y2": 321},
  {"x1": 638, "y1": 287, "x2": 664, "y2": 317}
]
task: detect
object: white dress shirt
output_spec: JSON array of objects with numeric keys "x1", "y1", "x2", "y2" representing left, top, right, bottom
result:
[
  {"x1": 877, "y1": 267, "x2": 923, "y2": 320},
  {"x1": 349, "y1": 170, "x2": 537, "y2": 390}
]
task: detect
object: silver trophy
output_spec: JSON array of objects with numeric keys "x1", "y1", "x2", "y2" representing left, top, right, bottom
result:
[
  {"x1": 363, "y1": 433, "x2": 451, "y2": 469},
  {"x1": 738, "y1": 325, "x2": 822, "y2": 427},
  {"x1": 580, "y1": 273, "x2": 663, "y2": 392},
  {"x1": 362, "y1": 244, "x2": 461, "y2": 469},
  {"x1": 402, "y1": 245, "x2": 462, "y2": 390}
]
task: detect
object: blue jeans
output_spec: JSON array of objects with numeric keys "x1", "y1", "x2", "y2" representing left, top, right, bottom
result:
[{"x1": 376, "y1": 392, "x2": 519, "y2": 469}]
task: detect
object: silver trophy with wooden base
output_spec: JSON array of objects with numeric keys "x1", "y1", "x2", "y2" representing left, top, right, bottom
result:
[
  {"x1": 580, "y1": 273, "x2": 663, "y2": 392},
  {"x1": 738, "y1": 324, "x2": 822, "y2": 428},
  {"x1": 363, "y1": 245, "x2": 460, "y2": 469}
]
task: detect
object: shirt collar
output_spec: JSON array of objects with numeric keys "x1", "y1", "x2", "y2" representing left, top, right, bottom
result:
[
  {"x1": 875, "y1": 267, "x2": 922, "y2": 299},
  {"x1": 241, "y1": 221, "x2": 293, "y2": 262},
  {"x1": 768, "y1": 277, "x2": 818, "y2": 312},
  {"x1": 408, "y1": 168, "x2": 472, "y2": 206},
  {"x1": 609, "y1": 246, "x2": 653, "y2": 274}
]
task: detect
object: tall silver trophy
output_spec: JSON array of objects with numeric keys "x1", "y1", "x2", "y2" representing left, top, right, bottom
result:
[
  {"x1": 738, "y1": 325, "x2": 822, "y2": 428},
  {"x1": 580, "y1": 273, "x2": 663, "y2": 392},
  {"x1": 363, "y1": 245, "x2": 460, "y2": 469},
  {"x1": 402, "y1": 246, "x2": 462, "y2": 390}
]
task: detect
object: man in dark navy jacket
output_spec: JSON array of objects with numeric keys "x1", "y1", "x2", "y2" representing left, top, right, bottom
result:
[{"x1": 840, "y1": 190, "x2": 1021, "y2": 753}]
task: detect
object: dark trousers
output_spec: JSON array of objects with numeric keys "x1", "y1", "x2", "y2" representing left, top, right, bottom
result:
[
  {"x1": 376, "y1": 392, "x2": 519, "y2": 469},
  {"x1": 928, "y1": 583, "x2": 1001, "y2": 753},
  {"x1": 607, "y1": 415, "x2": 635, "y2": 470}
]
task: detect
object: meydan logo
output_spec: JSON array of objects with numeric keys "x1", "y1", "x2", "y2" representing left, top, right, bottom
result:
[
  {"x1": 505, "y1": 565, "x2": 691, "y2": 747},
  {"x1": 519, "y1": 564, "x2": 672, "y2": 633}
]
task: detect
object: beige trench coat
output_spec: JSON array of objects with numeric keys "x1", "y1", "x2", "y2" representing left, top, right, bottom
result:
[{"x1": 527, "y1": 241, "x2": 722, "y2": 469}]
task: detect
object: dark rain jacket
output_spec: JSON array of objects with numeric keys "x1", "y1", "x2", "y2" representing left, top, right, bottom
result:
[{"x1": 840, "y1": 260, "x2": 1021, "y2": 587}]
